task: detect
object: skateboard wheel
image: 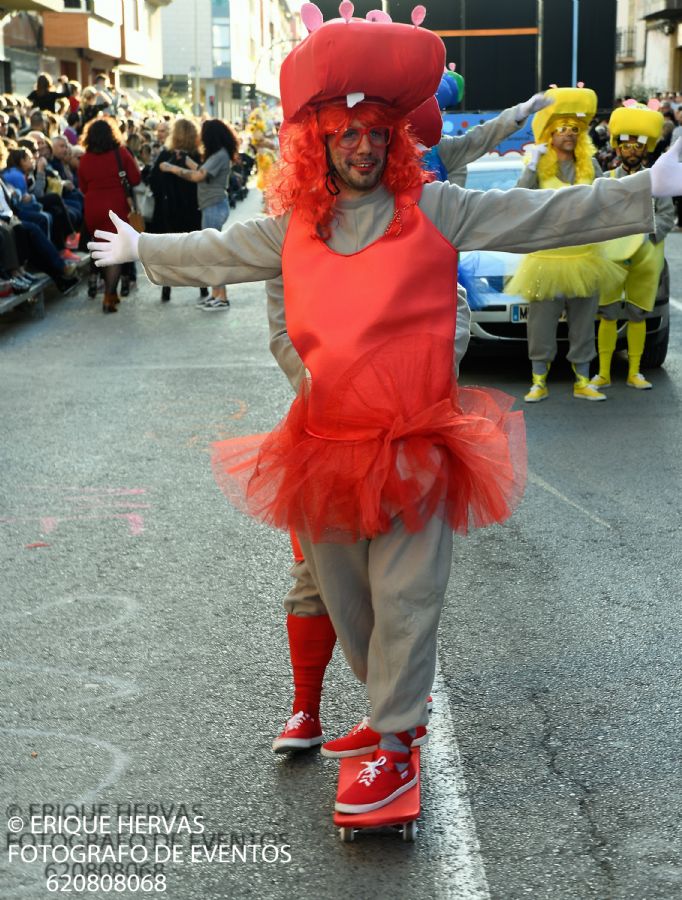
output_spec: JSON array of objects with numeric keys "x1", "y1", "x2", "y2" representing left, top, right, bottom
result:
[
  {"x1": 402, "y1": 820, "x2": 418, "y2": 842},
  {"x1": 339, "y1": 827, "x2": 355, "y2": 843}
]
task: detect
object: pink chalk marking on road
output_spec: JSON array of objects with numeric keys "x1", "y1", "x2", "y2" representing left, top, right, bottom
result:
[
  {"x1": 3, "y1": 514, "x2": 146, "y2": 537},
  {"x1": 121, "y1": 513, "x2": 144, "y2": 536},
  {"x1": 3, "y1": 487, "x2": 150, "y2": 540}
]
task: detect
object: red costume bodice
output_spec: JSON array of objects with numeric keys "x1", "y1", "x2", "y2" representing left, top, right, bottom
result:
[{"x1": 281, "y1": 187, "x2": 458, "y2": 437}]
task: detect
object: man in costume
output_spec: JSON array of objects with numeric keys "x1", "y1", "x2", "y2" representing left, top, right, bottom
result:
[
  {"x1": 506, "y1": 86, "x2": 627, "y2": 403},
  {"x1": 90, "y1": 4, "x2": 678, "y2": 814},
  {"x1": 590, "y1": 100, "x2": 675, "y2": 391},
  {"x1": 267, "y1": 79, "x2": 555, "y2": 758}
]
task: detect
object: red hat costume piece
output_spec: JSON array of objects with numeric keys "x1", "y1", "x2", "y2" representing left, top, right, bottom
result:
[
  {"x1": 408, "y1": 95, "x2": 443, "y2": 148},
  {"x1": 280, "y1": 2, "x2": 445, "y2": 123}
]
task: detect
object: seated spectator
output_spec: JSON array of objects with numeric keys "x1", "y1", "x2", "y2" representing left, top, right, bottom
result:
[
  {"x1": 7, "y1": 143, "x2": 80, "y2": 250},
  {"x1": 49, "y1": 134, "x2": 84, "y2": 230},
  {"x1": 0, "y1": 144, "x2": 78, "y2": 292},
  {"x1": 27, "y1": 73, "x2": 62, "y2": 113}
]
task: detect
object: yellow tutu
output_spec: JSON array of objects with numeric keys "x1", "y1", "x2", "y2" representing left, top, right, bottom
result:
[{"x1": 506, "y1": 245, "x2": 627, "y2": 302}]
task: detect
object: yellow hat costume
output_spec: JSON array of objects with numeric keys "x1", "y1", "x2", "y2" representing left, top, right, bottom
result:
[
  {"x1": 507, "y1": 85, "x2": 625, "y2": 303},
  {"x1": 608, "y1": 100, "x2": 664, "y2": 153},
  {"x1": 531, "y1": 85, "x2": 597, "y2": 143}
]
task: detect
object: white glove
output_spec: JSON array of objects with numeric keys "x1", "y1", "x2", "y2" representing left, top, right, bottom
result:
[
  {"x1": 650, "y1": 138, "x2": 682, "y2": 198},
  {"x1": 514, "y1": 92, "x2": 554, "y2": 123},
  {"x1": 87, "y1": 210, "x2": 140, "y2": 266},
  {"x1": 527, "y1": 143, "x2": 548, "y2": 172}
]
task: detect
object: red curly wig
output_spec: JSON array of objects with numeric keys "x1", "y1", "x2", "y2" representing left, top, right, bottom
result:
[{"x1": 266, "y1": 102, "x2": 430, "y2": 239}]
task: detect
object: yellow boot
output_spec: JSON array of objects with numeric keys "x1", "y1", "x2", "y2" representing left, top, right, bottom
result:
[
  {"x1": 590, "y1": 318, "x2": 617, "y2": 388},
  {"x1": 524, "y1": 371, "x2": 549, "y2": 403},
  {"x1": 626, "y1": 320, "x2": 652, "y2": 389}
]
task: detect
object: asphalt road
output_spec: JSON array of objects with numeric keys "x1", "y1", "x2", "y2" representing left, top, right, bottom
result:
[{"x1": 1, "y1": 191, "x2": 680, "y2": 900}]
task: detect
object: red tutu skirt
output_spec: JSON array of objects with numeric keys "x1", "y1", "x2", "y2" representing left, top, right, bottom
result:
[{"x1": 211, "y1": 337, "x2": 526, "y2": 543}]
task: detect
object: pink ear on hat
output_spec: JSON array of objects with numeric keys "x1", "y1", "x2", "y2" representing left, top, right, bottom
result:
[
  {"x1": 411, "y1": 5, "x2": 426, "y2": 26},
  {"x1": 339, "y1": 0, "x2": 354, "y2": 23},
  {"x1": 301, "y1": 3, "x2": 323, "y2": 33},
  {"x1": 549, "y1": 83, "x2": 558, "y2": 89},
  {"x1": 366, "y1": 9, "x2": 392, "y2": 22},
  {"x1": 648, "y1": 98, "x2": 661, "y2": 111},
  {"x1": 448, "y1": 62, "x2": 456, "y2": 71},
  {"x1": 622, "y1": 98, "x2": 639, "y2": 108},
  {"x1": 577, "y1": 81, "x2": 585, "y2": 88}
]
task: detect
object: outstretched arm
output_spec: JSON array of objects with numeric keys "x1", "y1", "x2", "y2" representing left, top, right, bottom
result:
[
  {"x1": 437, "y1": 94, "x2": 551, "y2": 181},
  {"x1": 428, "y1": 171, "x2": 655, "y2": 253},
  {"x1": 88, "y1": 210, "x2": 286, "y2": 286}
]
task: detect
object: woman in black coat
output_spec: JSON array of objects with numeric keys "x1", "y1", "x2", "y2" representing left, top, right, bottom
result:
[{"x1": 147, "y1": 117, "x2": 204, "y2": 303}]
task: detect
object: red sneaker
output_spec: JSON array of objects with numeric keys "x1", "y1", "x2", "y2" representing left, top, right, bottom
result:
[
  {"x1": 321, "y1": 717, "x2": 427, "y2": 758},
  {"x1": 272, "y1": 710, "x2": 323, "y2": 753},
  {"x1": 65, "y1": 233, "x2": 80, "y2": 251},
  {"x1": 335, "y1": 749, "x2": 417, "y2": 814}
]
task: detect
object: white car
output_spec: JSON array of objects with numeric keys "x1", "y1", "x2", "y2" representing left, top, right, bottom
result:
[{"x1": 461, "y1": 156, "x2": 670, "y2": 368}]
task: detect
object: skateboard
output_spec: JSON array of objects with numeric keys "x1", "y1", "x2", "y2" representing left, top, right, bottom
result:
[{"x1": 333, "y1": 748, "x2": 420, "y2": 842}]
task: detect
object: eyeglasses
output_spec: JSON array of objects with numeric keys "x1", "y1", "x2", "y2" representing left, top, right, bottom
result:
[
  {"x1": 328, "y1": 126, "x2": 393, "y2": 150},
  {"x1": 553, "y1": 124, "x2": 580, "y2": 135},
  {"x1": 619, "y1": 141, "x2": 645, "y2": 150}
]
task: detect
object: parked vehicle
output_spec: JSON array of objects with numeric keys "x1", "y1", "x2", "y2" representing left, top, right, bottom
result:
[{"x1": 461, "y1": 156, "x2": 670, "y2": 367}]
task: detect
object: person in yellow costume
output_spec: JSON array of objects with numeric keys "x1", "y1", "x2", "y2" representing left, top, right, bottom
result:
[
  {"x1": 590, "y1": 100, "x2": 675, "y2": 391},
  {"x1": 247, "y1": 106, "x2": 278, "y2": 196},
  {"x1": 506, "y1": 86, "x2": 626, "y2": 402}
]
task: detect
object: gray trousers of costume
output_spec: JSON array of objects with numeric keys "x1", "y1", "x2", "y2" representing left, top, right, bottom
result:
[
  {"x1": 297, "y1": 515, "x2": 453, "y2": 735},
  {"x1": 283, "y1": 560, "x2": 327, "y2": 617},
  {"x1": 598, "y1": 301, "x2": 647, "y2": 323},
  {"x1": 527, "y1": 293, "x2": 599, "y2": 365}
]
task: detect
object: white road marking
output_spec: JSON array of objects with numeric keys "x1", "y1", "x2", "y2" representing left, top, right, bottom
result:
[
  {"x1": 527, "y1": 470, "x2": 612, "y2": 529},
  {"x1": 669, "y1": 296, "x2": 682, "y2": 313},
  {"x1": 426, "y1": 660, "x2": 491, "y2": 899}
]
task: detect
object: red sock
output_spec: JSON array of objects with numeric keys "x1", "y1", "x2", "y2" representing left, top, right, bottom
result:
[
  {"x1": 287, "y1": 614, "x2": 336, "y2": 718},
  {"x1": 290, "y1": 531, "x2": 304, "y2": 563}
]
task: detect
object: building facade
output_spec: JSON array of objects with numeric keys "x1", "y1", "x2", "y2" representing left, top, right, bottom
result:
[
  {"x1": 1, "y1": 0, "x2": 173, "y2": 97},
  {"x1": 161, "y1": 0, "x2": 300, "y2": 123},
  {"x1": 616, "y1": 0, "x2": 682, "y2": 95}
]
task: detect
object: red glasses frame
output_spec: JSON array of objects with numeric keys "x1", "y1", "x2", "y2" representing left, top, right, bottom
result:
[{"x1": 327, "y1": 126, "x2": 394, "y2": 150}]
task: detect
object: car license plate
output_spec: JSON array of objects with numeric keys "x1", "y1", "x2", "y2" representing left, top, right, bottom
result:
[{"x1": 511, "y1": 304, "x2": 529, "y2": 323}]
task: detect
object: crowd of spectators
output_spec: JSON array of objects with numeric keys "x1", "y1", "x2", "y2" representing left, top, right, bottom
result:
[{"x1": 0, "y1": 70, "x2": 261, "y2": 310}]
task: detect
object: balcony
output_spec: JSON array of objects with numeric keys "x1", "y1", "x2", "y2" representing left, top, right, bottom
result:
[
  {"x1": 43, "y1": 8, "x2": 122, "y2": 58},
  {"x1": 641, "y1": 0, "x2": 682, "y2": 19},
  {"x1": 616, "y1": 27, "x2": 636, "y2": 60},
  {"x1": 7, "y1": 0, "x2": 63, "y2": 10}
]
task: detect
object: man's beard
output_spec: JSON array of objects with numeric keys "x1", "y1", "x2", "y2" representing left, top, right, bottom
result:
[
  {"x1": 336, "y1": 156, "x2": 385, "y2": 191},
  {"x1": 621, "y1": 154, "x2": 643, "y2": 172}
]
